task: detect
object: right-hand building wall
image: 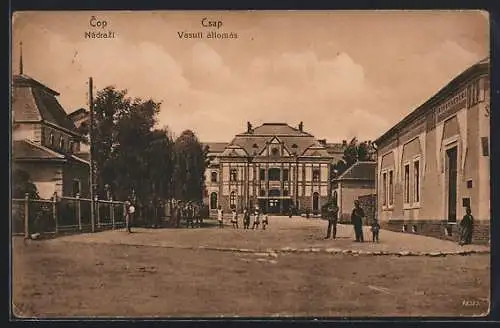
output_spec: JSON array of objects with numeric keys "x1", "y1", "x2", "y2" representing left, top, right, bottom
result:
[{"x1": 374, "y1": 58, "x2": 490, "y2": 243}]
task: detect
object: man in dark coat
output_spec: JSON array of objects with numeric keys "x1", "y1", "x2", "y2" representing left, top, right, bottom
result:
[
  {"x1": 459, "y1": 207, "x2": 474, "y2": 245},
  {"x1": 351, "y1": 200, "x2": 365, "y2": 242},
  {"x1": 324, "y1": 202, "x2": 339, "y2": 239}
]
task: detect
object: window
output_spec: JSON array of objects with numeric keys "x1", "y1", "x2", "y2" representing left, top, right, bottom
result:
[
  {"x1": 271, "y1": 147, "x2": 279, "y2": 156},
  {"x1": 72, "y1": 179, "x2": 81, "y2": 197},
  {"x1": 413, "y1": 159, "x2": 420, "y2": 203},
  {"x1": 269, "y1": 189, "x2": 280, "y2": 197},
  {"x1": 260, "y1": 168, "x2": 266, "y2": 180},
  {"x1": 211, "y1": 171, "x2": 218, "y2": 183},
  {"x1": 49, "y1": 133, "x2": 55, "y2": 146},
  {"x1": 59, "y1": 137, "x2": 65, "y2": 151},
  {"x1": 283, "y1": 169, "x2": 289, "y2": 181},
  {"x1": 268, "y1": 168, "x2": 280, "y2": 181},
  {"x1": 312, "y1": 169, "x2": 320, "y2": 182},
  {"x1": 292, "y1": 144, "x2": 298, "y2": 149},
  {"x1": 389, "y1": 170, "x2": 394, "y2": 206},
  {"x1": 404, "y1": 164, "x2": 410, "y2": 204},
  {"x1": 230, "y1": 169, "x2": 237, "y2": 182},
  {"x1": 230, "y1": 191, "x2": 237, "y2": 209},
  {"x1": 481, "y1": 137, "x2": 489, "y2": 156},
  {"x1": 382, "y1": 171, "x2": 387, "y2": 206},
  {"x1": 260, "y1": 189, "x2": 266, "y2": 197},
  {"x1": 283, "y1": 189, "x2": 289, "y2": 197},
  {"x1": 210, "y1": 192, "x2": 218, "y2": 210}
]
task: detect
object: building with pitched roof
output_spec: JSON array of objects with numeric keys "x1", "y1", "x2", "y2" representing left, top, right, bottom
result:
[
  {"x1": 373, "y1": 57, "x2": 490, "y2": 243},
  {"x1": 12, "y1": 74, "x2": 90, "y2": 199},
  {"x1": 331, "y1": 161, "x2": 376, "y2": 222},
  {"x1": 203, "y1": 122, "x2": 346, "y2": 215}
]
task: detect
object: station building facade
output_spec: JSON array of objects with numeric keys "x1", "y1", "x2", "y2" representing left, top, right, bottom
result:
[
  {"x1": 203, "y1": 122, "x2": 345, "y2": 215},
  {"x1": 373, "y1": 58, "x2": 490, "y2": 242}
]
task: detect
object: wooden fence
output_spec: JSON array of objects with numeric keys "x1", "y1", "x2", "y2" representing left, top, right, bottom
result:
[{"x1": 12, "y1": 193, "x2": 127, "y2": 238}]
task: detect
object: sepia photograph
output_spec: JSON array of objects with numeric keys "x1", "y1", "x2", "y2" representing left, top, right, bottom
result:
[{"x1": 10, "y1": 10, "x2": 491, "y2": 318}]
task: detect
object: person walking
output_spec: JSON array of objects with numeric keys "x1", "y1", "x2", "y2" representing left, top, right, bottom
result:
[
  {"x1": 243, "y1": 208, "x2": 251, "y2": 229},
  {"x1": 175, "y1": 202, "x2": 182, "y2": 228},
  {"x1": 217, "y1": 206, "x2": 224, "y2": 228},
  {"x1": 459, "y1": 207, "x2": 474, "y2": 245},
  {"x1": 324, "y1": 202, "x2": 339, "y2": 239},
  {"x1": 231, "y1": 208, "x2": 239, "y2": 229},
  {"x1": 186, "y1": 203, "x2": 195, "y2": 228},
  {"x1": 351, "y1": 200, "x2": 365, "y2": 242}
]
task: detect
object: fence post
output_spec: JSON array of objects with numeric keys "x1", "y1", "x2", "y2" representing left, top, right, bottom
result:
[
  {"x1": 76, "y1": 193, "x2": 82, "y2": 231},
  {"x1": 96, "y1": 196, "x2": 100, "y2": 230},
  {"x1": 52, "y1": 192, "x2": 58, "y2": 234},
  {"x1": 111, "y1": 198, "x2": 115, "y2": 230},
  {"x1": 24, "y1": 193, "x2": 29, "y2": 239}
]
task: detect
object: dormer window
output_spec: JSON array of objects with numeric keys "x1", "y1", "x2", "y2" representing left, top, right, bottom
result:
[
  {"x1": 252, "y1": 143, "x2": 258, "y2": 148},
  {"x1": 271, "y1": 147, "x2": 279, "y2": 156},
  {"x1": 292, "y1": 144, "x2": 298, "y2": 148}
]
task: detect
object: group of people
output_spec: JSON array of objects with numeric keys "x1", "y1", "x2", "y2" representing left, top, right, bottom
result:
[
  {"x1": 324, "y1": 199, "x2": 380, "y2": 243},
  {"x1": 217, "y1": 206, "x2": 269, "y2": 230},
  {"x1": 324, "y1": 199, "x2": 475, "y2": 245},
  {"x1": 172, "y1": 201, "x2": 203, "y2": 228}
]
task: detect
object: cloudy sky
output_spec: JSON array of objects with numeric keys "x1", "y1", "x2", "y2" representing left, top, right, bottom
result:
[{"x1": 12, "y1": 11, "x2": 489, "y2": 142}]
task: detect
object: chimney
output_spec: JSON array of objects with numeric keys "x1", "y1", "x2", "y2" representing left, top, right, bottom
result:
[
  {"x1": 298, "y1": 121, "x2": 303, "y2": 132},
  {"x1": 318, "y1": 139, "x2": 327, "y2": 145},
  {"x1": 247, "y1": 121, "x2": 253, "y2": 133}
]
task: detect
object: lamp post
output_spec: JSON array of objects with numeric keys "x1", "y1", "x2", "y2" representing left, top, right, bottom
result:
[{"x1": 88, "y1": 77, "x2": 96, "y2": 233}]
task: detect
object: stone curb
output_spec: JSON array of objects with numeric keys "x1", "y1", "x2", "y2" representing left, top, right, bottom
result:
[{"x1": 56, "y1": 239, "x2": 490, "y2": 257}]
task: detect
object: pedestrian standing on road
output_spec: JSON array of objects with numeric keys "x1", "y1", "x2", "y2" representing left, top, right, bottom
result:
[
  {"x1": 252, "y1": 208, "x2": 261, "y2": 229},
  {"x1": 175, "y1": 202, "x2": 182, "y2": 228},
  {"x1": 231, "y1": 208, "x2": 239, "y2": 229},
  {"x1": 126, "y1": 201, "x2": 135, "y2": 233},
  {"x1": 459, "y1": 207, "x2": 474, "y2": 245},
  {"x1": 324, "y1": 202, "x2": 339, "y2": 239},
  {"x1": 262, "y1": 211, "x2": 269, "y2": 230},
  {"x1": 371, "y1": 218, "x2": 380, "y2": 243},
  {"x1": 243, "y1": 208, "x2": 251, "y2": 229},
  {"x1": 351, "y1": 200, "x2": 365, "y2": 242},
  {"x1": 217, "y1": 205, "x2": 224, "y2": 228}
]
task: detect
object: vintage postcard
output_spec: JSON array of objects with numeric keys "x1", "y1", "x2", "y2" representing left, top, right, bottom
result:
[{"x1": 11, "y1": 10, "x2": 491, "y2": 318}]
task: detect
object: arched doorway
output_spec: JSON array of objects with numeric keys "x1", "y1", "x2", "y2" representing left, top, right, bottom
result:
[
  {"x1": 210, "y1": 192, "x2": 218, "y2": 210},
  {"x1": 313, "y1": 192, "x2": 320, "y2": 213}
]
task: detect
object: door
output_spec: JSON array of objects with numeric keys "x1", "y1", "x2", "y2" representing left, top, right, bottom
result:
[
  {"x1": 446, "y1": 147, "x2": 458, "y2": 222},
  {"x1": 268, "y1": 199, "x2": 280, "y2": 214},
  {"x1": 313, "y1": 192, "x2": 320, "y2": 213}
]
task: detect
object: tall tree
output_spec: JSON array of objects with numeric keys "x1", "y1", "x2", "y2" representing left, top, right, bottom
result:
[
  {"x1": 331, "y1": 137, "x2": 375, "y2": 178},
  {"x1": 173, "y1": 130, "x2": 207, "y2": 202},
  {"x1": 12, "y1": 169, "x2": 39, "y2": 199}
]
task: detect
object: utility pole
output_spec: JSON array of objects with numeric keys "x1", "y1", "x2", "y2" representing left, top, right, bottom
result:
[{"x1": 89, "y1": 77, "x2": 96, "y2": 232}]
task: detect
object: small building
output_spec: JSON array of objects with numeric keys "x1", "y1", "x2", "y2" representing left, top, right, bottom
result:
[
  {"x1": 331, "y1": 161, "x2": 376, "y2": 222},
  {"x1": 12, "y1": 74, "x2": 90, "y2": 199},
  {"x1": 202, "y1": 122, "x2": 346, "y2": 215},
  {"x1": 373, "y1": 58, "x2": 490, "y2": 243}
]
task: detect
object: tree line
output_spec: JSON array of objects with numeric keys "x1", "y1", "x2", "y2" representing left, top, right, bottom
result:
[
  {"x1": 330, "y1": 137, "x2": 376, "y2": 180},
  {"x1": 79, "y1": 86, "x2": 207, "y2": 207}
]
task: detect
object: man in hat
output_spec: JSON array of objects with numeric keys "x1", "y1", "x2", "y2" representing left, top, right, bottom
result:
[{"x1": 324, "y1": 201, "x2": 339, "y2": 239}]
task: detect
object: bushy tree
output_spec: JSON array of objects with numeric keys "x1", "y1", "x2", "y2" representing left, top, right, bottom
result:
[
  {"x1": 173, "y1": 130, "x2": 207, "y2": 202},
  {"x1": 12, "y1": 169, "x2": 39, "y2": 199},
  {"x1": 331, "y1": 137, "x2": 375, "y2": 178}
]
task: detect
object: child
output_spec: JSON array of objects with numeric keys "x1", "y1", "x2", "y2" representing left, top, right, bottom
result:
[
  {"x1": 217, "y1": 206, "x2": 224, "y2": 228},
  {"x1": 262, "y1": 212, "x2": 269, "y2": 230},
  {"x1": 252, "y1": 209, "x2": 261, "y2": 229},
  {"x1": 231, "y1": 208, "x2": 239, "y2": 229},
  {"x1": 243, "y1": 208, "x2": 251, "y2": 229},
  {"x1": 371, "y1": 219, "x2": 380, "y2": 243}
]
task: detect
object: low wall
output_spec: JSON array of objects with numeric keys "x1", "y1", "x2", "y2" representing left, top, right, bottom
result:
[{"x1": 381, "y1": 219, "x2": 490, "y2": 245}]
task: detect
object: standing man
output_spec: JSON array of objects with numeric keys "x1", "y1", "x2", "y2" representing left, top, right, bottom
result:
[
  {"x1": 324, "y1": 201, "x2": 339, "y2": 239},
  {"x1": 351, "y1": 200, "x2": 365, "y2": 242}
]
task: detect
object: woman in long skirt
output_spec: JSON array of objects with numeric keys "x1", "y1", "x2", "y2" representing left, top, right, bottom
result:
[{"x1": 459, "y1": 207, "x2": 474, "y2": 245}]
